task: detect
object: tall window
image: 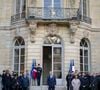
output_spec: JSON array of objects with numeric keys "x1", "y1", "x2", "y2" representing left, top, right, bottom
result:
[
  {"x1": 15, "y1": 0, "x2": 26, "y2": 14},
  {"x1": 80, "y1": 0, "x2": 89, "y2": 16},
  {"x1": 80, "y1": 39, "x2": 90, "y2": 72},
  {"x1": 44, "y1": 0, "x2": 62, "y2": 18},
  {"x1": 14, "y1": 37, "x2": 25, "y2": 75}
]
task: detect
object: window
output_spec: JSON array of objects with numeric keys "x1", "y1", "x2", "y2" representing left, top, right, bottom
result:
[
  {"x1": 14, "y1": 37, "x2": 25, "y2": 75},
  {"x1": 44, "y1": 0, "x2": 62, "y2": 19},
  {"x1": 80, "y1": 0, "x2": 89, "y2": 16},
  {"x1": 80, "y1": 39, "x2": 90, "y2": 72},
  {"x1": 15, "y1": 0, "x2": 26, "y2": 14}
]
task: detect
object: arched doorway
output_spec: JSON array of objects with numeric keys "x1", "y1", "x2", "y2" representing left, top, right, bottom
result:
[{"x1": 42, "y1": 35, "x2": 63, "y2": 85}]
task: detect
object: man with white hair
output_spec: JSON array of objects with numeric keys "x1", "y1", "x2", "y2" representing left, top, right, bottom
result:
[{"x1": 47, "y1": 71, "x2": 56, "y2": 90}]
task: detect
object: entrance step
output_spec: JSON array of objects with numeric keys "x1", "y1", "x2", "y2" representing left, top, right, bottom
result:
[{"x1": 30, "y1": 86, "x2": 66, "y2": 90}]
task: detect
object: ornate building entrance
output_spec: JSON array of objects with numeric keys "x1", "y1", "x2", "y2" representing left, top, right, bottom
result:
[{"x1": 42, "y1": 35, "x2": 63, "y2": 85}]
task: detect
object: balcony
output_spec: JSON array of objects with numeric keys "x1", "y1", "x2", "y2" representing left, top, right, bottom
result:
[
  {"x1": 11, "y1": 7, "x2": 91, "y2": 24},
  {"x1": 11, "y1": 12, "x2": 25, "y2": 24}
]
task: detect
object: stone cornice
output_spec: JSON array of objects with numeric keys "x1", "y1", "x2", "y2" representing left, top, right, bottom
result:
[{"x1": 0, "y1": 20, "x2": 28, "y2": 30}]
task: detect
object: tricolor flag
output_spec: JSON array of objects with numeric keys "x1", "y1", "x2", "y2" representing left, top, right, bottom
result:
[
  {"x1": 30, "y1": 59, "x2": 37, "y2": 79},
  {"x1": 69, "y1": 59, "x2": 75, "y2": 73}
]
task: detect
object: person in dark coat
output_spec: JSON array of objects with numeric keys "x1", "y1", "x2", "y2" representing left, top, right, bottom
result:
[
  {"x1": 37, "y1": 64, "x2": 42, "y2": 86},
  {"x1": 90, "y1": 73, "x2": 98, "y2": 90},
  {"x1": 17, "y1": 73, "x2": 23, "y2": 90},
  {"x1": 66, "y1": 72, "x2": 74, "y2": 90},
  {"x1": 22, "y1": 73, "x2": 29, "y2": 90},
  {"x1": 80, "y1": 73, "x2": 90, "y2": 90},
  {"x1": 5, "y1": 73, "x2": 11, "y2": 90},
  {"x1": 10, "y1": 75, "x2": 17, "y2": 90},
  {"x1": 47, "y1": 71, "x2": 56, "y2": 90},
  {"x1": 1, "y1": 70, "x2": 6, "y2": 90},
  {"x1": 96, "y1": 73, "x2": 100, "y2": 90}
]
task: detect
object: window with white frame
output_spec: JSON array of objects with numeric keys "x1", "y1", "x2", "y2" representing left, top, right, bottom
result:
[
  {"x1": 44, "y1": 0, "x2": 62, "y2": 18},
  {"x1": 80, "y1": 0, "x2": 89, "y2": 16},
  {"x1": 14, "y1": 37, "x2": 25, "y2": 75},
  {"x1": 15, "y1": 0, "x2": 26, "y2": 14},
  {"x1": 80, "y1": 38, "x2": 90, "y2": 72}
]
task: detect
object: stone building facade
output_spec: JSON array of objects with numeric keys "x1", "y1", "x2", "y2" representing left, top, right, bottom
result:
[{"x1": 0, "y1": 0, "x2": 100, "y2": 89}]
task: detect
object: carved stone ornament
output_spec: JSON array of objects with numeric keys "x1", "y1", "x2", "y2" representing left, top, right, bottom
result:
[
  {"x1": 29, "y1": 22, "x2": 37, "y2": 34},
  {"x1": 69, "y1": 22, "x2": 78, "y2": 43},
  {"x1": 28, "y1": 22, "x2": 37, "y2": 43},
  {"x1": 46, "y1": 23, "x2": 58, "y2": 35}
]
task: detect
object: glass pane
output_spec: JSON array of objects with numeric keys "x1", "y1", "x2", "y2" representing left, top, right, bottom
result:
[
  {"x1": 83, "y1": 0, "x2": 87, "y2": 16},
  {"x1": 20, "y1": 56, "x2": 25, "y2": 63},
  {"x1": 54, "y1": 56, "x2": 61, "y2": 62},
  {"x1": 84, "y1": 50, "x2": 88, "y2": 56},
  {"x1": 54, "y1": 71, "x2": 62, "y2": 78},
  {"x1": 54, "y1": 0, "x2": 62, "y2": 18},
  {"x1": 44, "y1": 0, "x2": 52, "y2": 18},
  {"x1": 53, "y1": 47, "x2": 62, "y2": 79},
  {"x1": 14, "y1": 64, "x2": 19, "y2": 71},
  {"x1": 21, "y1": 48, "x2": 25, "y2": 55},
  {"x1": 80, "y1": 64, "x2": 83, "y2": 72},
  {"x1": 84, "y1": 57, "x2": 88, "y2": 64},
  {"x1": 14, "y1": 57, "x2": 19, "y2": 63},
  {"x1": 84, "y1": 65, "x2": 88, "y2": 71},
  {"x1": 54, "y1": 0, "x2": 61, "y2": 7},
  {"x1": 80, "y1": 56, "x2": 83, "y2": 63},
  {"x1": 15, "y1": 40, "x2": 19, "y2": 46},
  {"x1": 21, "y1": 40, "x2": 25, "y2": 45},
  {"x1": 80, "y1": 49, "x2": 83, "y2": 56},
  {"x1": 20, "y1": 64, "x2": 24, "y2": 73},
  {"x1": 16, "y1": 0, "x2": 20, "y2": 13},
  {"x1": 53, "y1": 47, "x2": 61, "y2": 62},
  {"x1": 54, "y1": 64, "x2": 61, "y2": 70},
  {"x1": 14, "y1": 49, "x2": 19, "y2": 56}
]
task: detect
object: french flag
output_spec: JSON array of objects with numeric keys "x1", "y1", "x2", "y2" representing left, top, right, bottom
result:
[{"x1": 30, "y1": 59, "x2": 37, "y2": 79}]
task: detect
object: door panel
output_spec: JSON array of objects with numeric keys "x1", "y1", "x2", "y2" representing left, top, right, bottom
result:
[{"x1": 43, "y1": 46, "x2": 52, "y2": 85}]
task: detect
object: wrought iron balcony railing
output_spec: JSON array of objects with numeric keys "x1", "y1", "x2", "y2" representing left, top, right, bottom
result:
[
  {"x1": 11, "y1": 7, "x2": 91, "y2": 24},
  {"x1": 11, "y1": 12, "x2": 25, "y2": 23},
  {"x1": 27, "y1": 7, "x2": 78, "y2": 20}
]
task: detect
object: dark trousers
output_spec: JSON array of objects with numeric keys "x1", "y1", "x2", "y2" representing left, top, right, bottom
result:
[
  {"x1": 2, "y1": 87, "x2": 5, "y2": 90},
  {"x1": 67, "y1": 84, "x2": 69, "y2": 90},
  {"x1": 5, "y1": 86, "x2": 10, "y2": 90},
  {"x1": 48, "y1": 86, "x2": 55, "y2": 90},
  {"x1": 22, "y1": 87, "x2": 29, "y2": 90},
  {"x1": 80, "y1": 86, "x2": 88, "y2": 90},
  {"x1": 37, "y1": 77, "x2": 41, "y2": 86}
]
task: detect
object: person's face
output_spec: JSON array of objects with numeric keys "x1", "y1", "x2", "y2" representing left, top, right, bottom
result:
[
  {"x1": 50, "y1": 71, "x2": 53, "y2": 76},
  {"x1": 75, "y1": 75, "x2": 78, "y2": 79}
]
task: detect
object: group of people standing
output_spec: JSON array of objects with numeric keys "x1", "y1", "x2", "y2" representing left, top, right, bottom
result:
[
  {"x1": 0, "y1": 66, "x2": 100, "y2": 90},
  {"x1": 66, "y1": 71, "x2": 100, "y2": 90},
  {"x1": 1, "y1": 70, "x2": 29, "y2": 90},
  {"x1": 32, "y1": 64, "x2": 56, "y2": 90}
]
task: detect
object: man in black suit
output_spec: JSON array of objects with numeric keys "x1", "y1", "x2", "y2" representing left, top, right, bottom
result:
[{"x1": 37, "y1": 64, "x2": 42, "y2": 86}]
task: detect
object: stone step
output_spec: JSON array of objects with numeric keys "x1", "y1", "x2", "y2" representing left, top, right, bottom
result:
[{"x1": 30, "y1": 86, "x2": 66, "y2": 90}]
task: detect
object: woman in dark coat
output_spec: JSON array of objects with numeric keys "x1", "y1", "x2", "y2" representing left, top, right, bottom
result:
[{"x1": 47, "y1": 71, "x2": 56, "y2": 90}]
